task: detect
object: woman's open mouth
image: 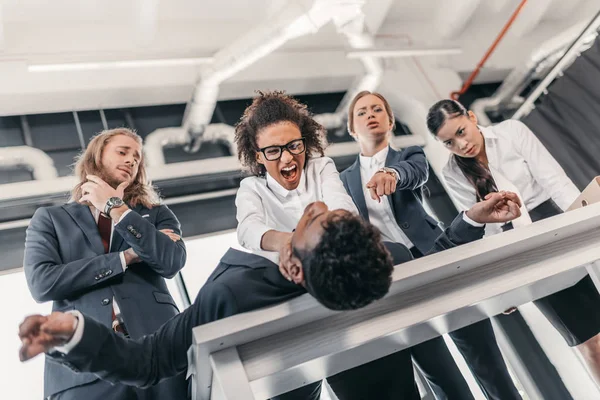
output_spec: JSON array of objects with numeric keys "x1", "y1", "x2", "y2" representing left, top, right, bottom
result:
[{"x1": 281, "y1": 164, "x2": 298, "y2": 182}]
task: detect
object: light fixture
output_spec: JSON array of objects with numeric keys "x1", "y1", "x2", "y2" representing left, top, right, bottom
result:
[
  {"x1": 347, "y1": 48, "x2": 462, "y2": 59},
  {"x1": 28, "y1": 57, "x2": 214, "y2": 72}
]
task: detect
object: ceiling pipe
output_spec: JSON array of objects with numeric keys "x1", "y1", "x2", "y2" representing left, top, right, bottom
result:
[
  {"x1": 145, "y1": 0, "x2": 369, "y2": 165},
  {"x1": 472, "y1": 17, "x2": 600, "y2": 124},
  {"x1": 181, "y1": 0, "x2": 365, "y2": 148},
  {"x1": 328, "y1": 4, "x2": 385, "y2": 136},
  {"x1": 145, "y1": 124, "x2": 236, "y2": 167},
  {"x1": 450, "y1": 0, "x2": 528, "y2": 100},
  {"x1": 513, "y1": 9, "x2": 600, "y2": 120},
  {"x1": 0, "y1": 146, "x2": 58, "y2": 180}
]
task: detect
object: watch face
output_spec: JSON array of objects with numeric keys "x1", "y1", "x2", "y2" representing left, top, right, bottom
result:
[{"x1": 110, "y1": 197, "x2": 124, "y2": 206}]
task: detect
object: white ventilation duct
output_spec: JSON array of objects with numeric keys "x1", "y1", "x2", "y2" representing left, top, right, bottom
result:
[
  {"x1": 0, "y1": 146, "x2": 58, "y2": 180},
  {"x1": 145, "y1": 124, "x2": 236, "y2": 167},
  {"x1": 472, "y1": 18, "x2": 600, "y2": 125},
  {"x1": 143, "y1": 0, "x2": 366, "y2": 166},
  {"x1": 324, "y1": 1, "x2": 389, "y2": 135},
  {"x1": 182, "y1": 0, "x2": 366, "y2": 139},
  {"x1": 434, "y1": 0, "x2": 482, "y2": 39}
]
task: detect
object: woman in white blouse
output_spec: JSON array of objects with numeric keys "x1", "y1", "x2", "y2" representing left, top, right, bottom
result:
[
  {"x1": 234, "y1": 91, "x2": 358, "y2": 270},
  {"x1": 427, "y1": 98, "x2": 600, "y2": 383}
]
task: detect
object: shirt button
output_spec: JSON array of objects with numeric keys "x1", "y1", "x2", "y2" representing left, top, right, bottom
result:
[{"x1": 101, "y1": 298, "x2": 110, "y2": 306}]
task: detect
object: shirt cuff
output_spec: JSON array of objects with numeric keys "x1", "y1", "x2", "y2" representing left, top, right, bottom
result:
[
  {"x1": 120, "y1": 251, "x2": 128, "y2": 271},
  {"x1": 389, "y1": 167, "x2": 404, "y2": 184},
  {"x1": 115, "y1": 209, "x2": 133, "y2": 225},
  {"x1": 240, "y1": 225, "x2": 272, "y2": 251},
  {"x1": 462, "y1": 211, "x2": 485, "y2": 227},
  {"x1": 53, "y1": 310, "x2": 85, "y2": 355}
]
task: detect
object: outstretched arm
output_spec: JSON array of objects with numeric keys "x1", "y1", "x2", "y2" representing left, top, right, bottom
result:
[
  {"x1": 19, "y1": 282, "x2": 237, "y2": 388},
  {"x1": 426, "y1": 191, "x2": 522, "y2": 254}
]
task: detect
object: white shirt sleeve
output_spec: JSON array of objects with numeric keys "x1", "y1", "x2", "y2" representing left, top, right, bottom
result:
[
  {"x1": 461, "y1": 211, "x2": 485, "y2": 227},
  {"x1": 53, "y1": 310, "x2": 85, "y2": 355},
  {"x1": 114, "y1": 210, "x2": 132, "y2": 271},
  {"x1": 319, "y1": 158, "x2": 359, "y2": 214},
  {"x1": 509, "y1": 120, "x2": 580, "y2": 210},
  {"x1": 441, "y1": 167, "x2": 478, "y2": 213},
  {"x1": 114, "y1": 209, "x2": 133, "y2": 224},
  {"x1": 119, "y1": 252, "x2": 127, "y2": 271},
  {"x1": 235, "y1": 180, "x2": 273, "y2": 251}
]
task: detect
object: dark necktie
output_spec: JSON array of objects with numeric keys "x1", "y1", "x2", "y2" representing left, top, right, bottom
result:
[
  {"x1": 96, "y1": 212, "x2": 128, "y2": 336},
  {"x1": 97, "y1": 213, "x2": 112, "y2": 253}
]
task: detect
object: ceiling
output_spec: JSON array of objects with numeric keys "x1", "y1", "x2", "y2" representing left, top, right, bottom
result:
[{"x1": 0, "y1": 0, "x2": 595, "y2": 115}]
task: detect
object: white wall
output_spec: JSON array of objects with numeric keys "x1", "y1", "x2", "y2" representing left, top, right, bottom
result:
[{"x1": 0, "y1": 272, "x2": 51, "y2": 400}]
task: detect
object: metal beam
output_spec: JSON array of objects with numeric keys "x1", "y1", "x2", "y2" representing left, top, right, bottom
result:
[
  {"x1": 190, "y1": 203, "x2": 600, "y2": 399},
  {"x1": 513, "y1": 10, "x2": 600, "y2": 119}
]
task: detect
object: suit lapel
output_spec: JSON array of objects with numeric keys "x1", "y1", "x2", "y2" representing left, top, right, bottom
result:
[
  {"x1": 62, "y1": 203, "x2": 105, "y2": 255},
  {"x1": 346, "y1": 157, "x2": 369, "y2": 220},
  {"x1": 385, "y1": 146, "x2": 400, "y2": 219}
]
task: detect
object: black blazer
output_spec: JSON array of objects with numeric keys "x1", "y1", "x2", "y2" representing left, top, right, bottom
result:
[
  {"x1": 24, "y1": 202, "x2": 186, "y2": 397},
  {"x1": 51, "y1": 215, "x2": 483, "y2": 394},
  {"x1": 341, "y1": 146, "x2": 443, "y2": 254}
]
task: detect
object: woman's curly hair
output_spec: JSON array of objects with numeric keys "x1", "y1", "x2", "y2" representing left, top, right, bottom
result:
[{"x1": 234, "y1": 91, "x2": 328, "y2": 176}]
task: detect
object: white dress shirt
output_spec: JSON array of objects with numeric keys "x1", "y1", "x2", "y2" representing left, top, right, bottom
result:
[
  {"x1": 359, "y1": 147, "x2": 415, "y2": 248},
  {"x1": 91, "y1": 207, "x2": 130, "y2": 317},
  {"x1": 236, "y1": 156, "x2": 358, "y2": 264},
  {"x1": 53, "y1": 310, "x2": 85, "y2": 354},
  {"x1": 442, "y1": 119, "x2": 580, "y2": 236}
]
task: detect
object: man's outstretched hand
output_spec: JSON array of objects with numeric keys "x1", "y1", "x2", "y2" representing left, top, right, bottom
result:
[
  {"x1": 466, "y1": 191, "x2": 522, "y2": 224},
  {"x1": 19, "y1": 312, "x2": 77, "y2": 362}
]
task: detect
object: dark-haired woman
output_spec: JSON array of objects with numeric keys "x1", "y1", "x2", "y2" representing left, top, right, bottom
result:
[
  {"x1": 428, "y1": 98, "x2": 600, "y2": 384},
  {"x1": 341, "y1": 90, "x2": 521, "y2": 400}
]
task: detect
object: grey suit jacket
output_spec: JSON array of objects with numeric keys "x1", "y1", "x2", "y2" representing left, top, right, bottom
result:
[
  {"x1": 24, "y1": 202, "x2": 186, "y2": 397},
  {"x1": 341, "y1": 146, "x2": 444, "y2": 254},
  {"x1": 50, "y1": 215, "x2": 484, "y2": 394}
]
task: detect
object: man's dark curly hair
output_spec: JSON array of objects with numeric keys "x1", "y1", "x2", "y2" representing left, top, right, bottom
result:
[
  {"x1": 234, "y1": 91, "x2": 328, "y2": 176},
  {"x1": 297, "y1": 212, "x2": 394, "y2": 310}
]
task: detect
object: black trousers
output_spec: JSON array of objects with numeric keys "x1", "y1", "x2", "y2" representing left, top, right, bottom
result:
[
  {"x1": 271, "y1": 350, "x2": 420, "y2": 400},
  {"x1": 409, "y1": 247, "x2": 521, "y2": 400},
  {"x1": 51, "y1": 373, "x2": 187, "y2": 400}
]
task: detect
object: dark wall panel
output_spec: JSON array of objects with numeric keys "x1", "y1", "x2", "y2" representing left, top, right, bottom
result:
[
  {"x1": 0, "y1": 116, "x2": 24, "y2": 147},
  {"x1": 129, "y1": 104, "x2": 186, "y2": 138},
  {"x1": 28, "y1": 113, "x2": 79, "y2": 152},
  {"x1": 78, "y1": 111, "x2": 106, "y2": 143}
]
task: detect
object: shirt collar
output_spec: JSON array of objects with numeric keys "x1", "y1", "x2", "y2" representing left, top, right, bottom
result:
[
  {"x1": 266, "y1": 166, "x2": 307, "y2": 198},
  {"x1": 359, "y1": 146, "x2": 389, "y2": 169},
  {"x1": 479, "y1": 125, "x2": 498, "y2": 141}
]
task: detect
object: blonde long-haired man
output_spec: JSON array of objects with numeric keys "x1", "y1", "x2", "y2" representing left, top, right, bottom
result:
[{"x1": 23, "y1": 128, "x2": 188, "y2": 399}]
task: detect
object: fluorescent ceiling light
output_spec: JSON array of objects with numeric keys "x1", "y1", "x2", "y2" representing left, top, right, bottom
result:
[
  {"x1": 347, "y1": 48, "x2": 462, "y2": 59},
  {"x1": 28, "y1": 57, "x2": 214, "y2": 72}
]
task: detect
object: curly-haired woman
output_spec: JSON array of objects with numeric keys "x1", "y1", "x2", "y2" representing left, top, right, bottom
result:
[{"x1": 234, "y1": 91, "x2": 358, "y2": 271}]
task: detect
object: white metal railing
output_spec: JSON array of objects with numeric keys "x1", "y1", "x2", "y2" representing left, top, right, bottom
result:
[{"x1": 188, "y1": 203, "x2": 600, "y2": 400}]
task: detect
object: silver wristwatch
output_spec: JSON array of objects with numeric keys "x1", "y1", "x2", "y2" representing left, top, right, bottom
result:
[
  {"x1": 104, "y1": 197, "x2": 125, "y2": 216},
  {"x1": 377, "y1": 167, "x2": 399, "y2": 182}
]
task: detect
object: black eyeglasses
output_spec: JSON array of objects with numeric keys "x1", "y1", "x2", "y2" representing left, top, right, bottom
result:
[{"x1": 259, "y1": 138, "x2": 306, "y2": 161}]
